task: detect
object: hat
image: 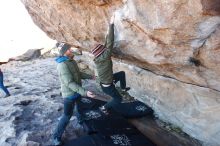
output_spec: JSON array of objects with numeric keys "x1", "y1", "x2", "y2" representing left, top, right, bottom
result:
[
  {"x1": 91, "y1": 44, "x2": 107, "y2": 58},
  {"x1": 56, "y1": 42, "x2": 71, "y2": 56}
]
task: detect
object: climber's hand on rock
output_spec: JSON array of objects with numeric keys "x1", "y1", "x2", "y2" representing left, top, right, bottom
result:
[{"x1": 110, "y1": 13, "x2": 115, "y2": 24}]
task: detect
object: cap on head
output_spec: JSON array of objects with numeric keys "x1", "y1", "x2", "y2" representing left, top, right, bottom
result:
[
  {"x1": 56, "y1": 42, "x2": 71, "y2": 56},
  {"x1": 91, "y1": 44, "x2": 107, "y2": 58}
]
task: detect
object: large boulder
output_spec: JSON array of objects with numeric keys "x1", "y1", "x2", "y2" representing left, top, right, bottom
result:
[
  {"x1": 20, "y1": 0, "x2": 220, "y2": 91},
  {"x1": 21, "y1": 0, "x2": 220, "y2": 145}
]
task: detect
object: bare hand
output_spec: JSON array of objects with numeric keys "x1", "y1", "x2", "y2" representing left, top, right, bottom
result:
[
  {"x1": 87, "y1": 91, "x2": 95, "y2": 98},
  {"x1": 110, "y1": 13, "x2": 115, "y2": 24}
]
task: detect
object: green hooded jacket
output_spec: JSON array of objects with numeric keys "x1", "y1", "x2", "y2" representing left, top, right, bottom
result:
[
  {"x1": 56, "y1": 58, "x2": 92, "y2": 98},
  {"x1": 94, "y1": 24, "x2": 114, "y2": 84}
]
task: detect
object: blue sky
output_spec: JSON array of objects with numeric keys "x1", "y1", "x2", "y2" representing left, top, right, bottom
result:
[{"x1": 0, "y1": 0, "x2": 55, "y2": 61}]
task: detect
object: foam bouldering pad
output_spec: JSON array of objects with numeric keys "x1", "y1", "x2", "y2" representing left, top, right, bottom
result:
[
  {"x1": 64, "y1": 136, "x2": 95, "y2": 146},
  {"x1": 112, "y1": 100, "x2": 153, "y2": 118},
  {"x1": 64, "y1": 130, "x2": 156, "y2": 146},
  {"x1": 94, "y1": 128, "x2": 156, "y2": 146},
  {"x1": 77, "y1": 97, "x2": 106, "y2": 112},
  {"x1": 82, "y1": 116, "x2": 137, "y2": 135},
  {"x1": 78, "y1": 108, "x2": 121, "y2": 122},
  {"x1": 79, "y1": 109, "x2": 105, "y2": 121},
  {"x1": 77, "y1": 97, "x2": 120, "y2": 122}
]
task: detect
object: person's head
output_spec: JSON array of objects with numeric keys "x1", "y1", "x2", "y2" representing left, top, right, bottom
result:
[
  {"x1": 56, "y1": 42, "x2": 74, "y2": 58},
  {"x1": 91, "y1": 44, "x2": 107, "y2": 58}
]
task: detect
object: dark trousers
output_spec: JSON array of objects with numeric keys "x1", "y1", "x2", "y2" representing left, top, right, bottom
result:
[
  {"x1": 101, "y1": 83, "x2": 122, "y2": 110},
  {"x1": 113, "y1": 71, "x2": 126, "y2": 89},
  {"x1": 0, "y1": 72, "x2": 10, "y2": 96},
  {"x1": 53, "y1": 97, "x2": 80, "y2": 139},
  {"x1": 100, "y1": 71, "x2": 127, "y2": 109}
]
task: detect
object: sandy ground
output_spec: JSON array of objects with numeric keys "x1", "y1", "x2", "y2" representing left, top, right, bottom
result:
[{"x1": 0, "y1": 58, "x2": 94, "y2": 146}]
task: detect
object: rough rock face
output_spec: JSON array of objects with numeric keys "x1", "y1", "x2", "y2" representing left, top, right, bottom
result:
[
  {"x1": 21, "y1": 0, "x2": 220, "y2": 145},
  {"x1": 81, "y1": 51, "x2": 220, "y2": 146}
]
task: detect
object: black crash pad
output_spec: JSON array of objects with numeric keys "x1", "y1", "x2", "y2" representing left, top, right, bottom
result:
[
  {"x1": 112, "y1": 100, "x2": 153, "y2": 118},
  {"x1": 77, "y1": 97, "x2": 120, "y2": 122},
  {"x1": 64, "y1": 129, "x2": 156, "y2": 146},
  {"x1": 78, "y1": 108, "x2": 121, "y2": 121},
  {"x1": 94, "y1": 131, "x2": 156, "y2": 146},
  {"x1": 77, "y1": 97, "x2": 106, "y2": 112},
  {"x1": 79, "y1": 109, "x2": 105, "y2": 121},
  {"x1": 64, "y1": 135, "x2": 95, "y2": 146},
  {"x1": 82, "y1": 116, "x2": 137, "y2": 135}
]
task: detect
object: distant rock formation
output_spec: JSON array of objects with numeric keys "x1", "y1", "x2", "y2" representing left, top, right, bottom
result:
[
  {"x1": 9, "y1": 49, "x2": 42, "y2": 61},
  {"x1": 0, "y1": 62, "x2": 8, "y2": 65}
]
